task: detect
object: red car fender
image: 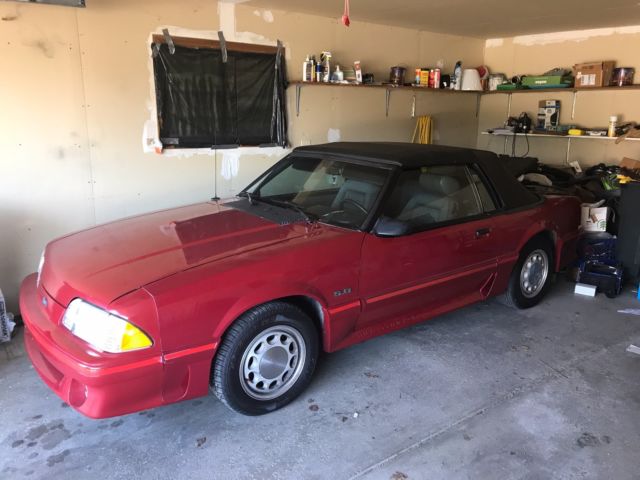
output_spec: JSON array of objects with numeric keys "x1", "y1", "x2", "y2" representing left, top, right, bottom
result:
[{"x1": 211, "y1": 282, "x2": 333, "y2": 350}]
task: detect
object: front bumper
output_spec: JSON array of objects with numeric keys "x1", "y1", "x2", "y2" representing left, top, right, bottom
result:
[{"x1": 20, "y1": 274, "x2": 165, "y2": 418}]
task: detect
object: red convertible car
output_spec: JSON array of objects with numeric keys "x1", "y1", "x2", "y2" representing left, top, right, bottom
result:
[{"x1": 20, "y1": 143, "x2": 580, "y2": 418}]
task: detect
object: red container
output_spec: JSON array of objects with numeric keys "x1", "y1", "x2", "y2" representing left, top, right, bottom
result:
[{"x1": 433, "y1": 68, "x2": 441, "y2": 89}]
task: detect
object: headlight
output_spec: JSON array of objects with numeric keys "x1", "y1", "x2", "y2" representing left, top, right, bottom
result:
[
  {"x1": 62, "y1": 299, "x2": 152, "y2": 353},
  {"x1": 36, "y1": 251, "x2": 45, "y2": 287}
]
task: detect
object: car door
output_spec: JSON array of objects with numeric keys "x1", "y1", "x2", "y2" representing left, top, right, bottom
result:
[{"x1": 357, "y1": 164, "x2": 498, "y2": 329}]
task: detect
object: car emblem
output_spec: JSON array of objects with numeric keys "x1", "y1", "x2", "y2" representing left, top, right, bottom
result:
[
  {"x1": 334, "y1": 288, "x2": 352, "y2": 297},
  {"x1": 41, "y1": 296, "x2": 48, "y2": 307}
]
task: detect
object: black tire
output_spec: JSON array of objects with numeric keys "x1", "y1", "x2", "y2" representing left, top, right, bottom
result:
[
  {"x1": 211, "y1": 301, "x2": 319, "y2": 415},
  {"x1": 503, "y1": 237, "x2": 554, "y2": 309}
]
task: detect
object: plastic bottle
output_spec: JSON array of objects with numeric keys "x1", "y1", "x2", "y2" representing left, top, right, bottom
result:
[
  {"x1": 453, "y1": 61, "x2": 463, "y2": 90},
  {"x1": 608, "y1": 115, "x2": 618, "y2": 137},
  {"x1": 333, "y1": 65, "x2": 344, "y2": 82},
  {"x1": 310, "y1": 55, "x2": 317, "y2": 82},
  {"x1": 321, "y1": 51, "x2": 332, "y2": 83},
  {"x1": 303, "y1": 55, "x2": 312, "y2": 82}
]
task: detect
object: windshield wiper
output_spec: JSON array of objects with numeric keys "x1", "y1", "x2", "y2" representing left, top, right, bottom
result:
[
  {"x1": 263, "y1": 198, "x2": 316, "y2": 224},
  {"x1": 237, "y1": 192, "x2": 315, "y2": 223},
  {"x1": 238, "y1": 191, "x2": 258, "y2": 205}
]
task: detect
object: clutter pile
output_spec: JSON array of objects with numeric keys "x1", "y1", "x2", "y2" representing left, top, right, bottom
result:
[{"x1": 502, "y1": 155, "x2": 640, "y2": 299}]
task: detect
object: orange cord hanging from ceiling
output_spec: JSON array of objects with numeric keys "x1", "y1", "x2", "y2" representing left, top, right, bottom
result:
[{"x1": 342, "y1": 0, "x2": 350, "y2": 26}]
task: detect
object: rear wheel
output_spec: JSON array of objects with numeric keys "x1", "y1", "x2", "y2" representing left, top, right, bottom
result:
[
  {"x1": 211, "y1": 302, "x2": 319, "y2": 415},
  {"x1": 503, "y1": 237, "x2": 554, "y2": 309}
]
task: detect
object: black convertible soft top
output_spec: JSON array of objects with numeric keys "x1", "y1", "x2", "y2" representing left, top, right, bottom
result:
[{"x1": 293, "y1": 142, "x2": 541, "y2": 212}]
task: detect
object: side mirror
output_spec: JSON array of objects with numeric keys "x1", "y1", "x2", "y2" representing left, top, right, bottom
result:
[{"x1": 372, "y1": 216, "x2": 411, "y2": 237}]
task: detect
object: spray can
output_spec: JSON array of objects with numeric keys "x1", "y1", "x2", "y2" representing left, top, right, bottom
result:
[
  {"x1": 433, "y1": 68, "x2": 441, "y2": 89},
  {"x1": 608, "y1": 115, "x2": 618, "y2": 137}
]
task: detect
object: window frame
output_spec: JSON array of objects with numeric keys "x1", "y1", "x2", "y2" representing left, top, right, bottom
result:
[
  {"x1": 151, "y1": 34, "x2": 284, "y2": 149},
  {"x1": 468, "y1": 163, "x2": 504, "y2": 212},
  {"x1": 151, "y1": 34, "x2": 280, "y2": 56},
  {"x1": 373, "y1": 163, "x2": 504, "y2": 236}
]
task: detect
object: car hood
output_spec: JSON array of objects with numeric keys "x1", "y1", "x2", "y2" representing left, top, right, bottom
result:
[{"x1": 40, "y1": 201, "x2": 309, "y2": 307}]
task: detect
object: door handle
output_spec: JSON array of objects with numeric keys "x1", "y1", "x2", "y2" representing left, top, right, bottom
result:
[{"x1": 475, "y1": 227, "x2": 492, "y2": 239}]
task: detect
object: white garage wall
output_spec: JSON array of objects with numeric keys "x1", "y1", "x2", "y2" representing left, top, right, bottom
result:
[{"x1": 0, "y1": 0, "x2": 484, "y2": 311}]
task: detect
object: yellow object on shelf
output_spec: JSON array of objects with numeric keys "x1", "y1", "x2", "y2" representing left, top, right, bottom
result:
[
  {"x1": 412, "y1": 115, "x2": 433, "y2": 144},
  {"x1": 568, "y1": 129, "x2": 584, "y2": 136}
]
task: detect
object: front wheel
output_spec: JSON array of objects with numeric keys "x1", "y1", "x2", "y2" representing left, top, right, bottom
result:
[
  {"x1": 503, "y1": 238, "x2": 554, "y2": 309},
  {"x1": 211, "y1": 302, "x2": 319, "y2": 415}
]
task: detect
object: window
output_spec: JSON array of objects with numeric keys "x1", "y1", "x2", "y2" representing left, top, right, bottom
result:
[
  {"x1": 152, "y1": 35, "x2": 287, "y2": 149},
  {"x1": 382, "y1": 164, "x2": 492, "y2": 231},
  {"x1": 247, "y1": 156, "x2": 390, "y2": 230},
  {"x1": 469, "y1": 168, "x2": 497, "y2": 212}
]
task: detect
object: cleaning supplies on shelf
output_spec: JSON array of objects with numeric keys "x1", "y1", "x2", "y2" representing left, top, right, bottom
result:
[
  {"x1": 303, "y1": 55, "x2": 314, "y2": 82},
  {"x1": 320, "y1": 51, "x2": 332, "y2": 83},
  {"x1": 332, "y1": 65, "x2": 344, "y2": 82},
  {"x1": 452, "y1": 61, "x2": 463, "y2": 90},
  {"x1": 315, "y1": 62, "x2": 323, "y2": 83}
]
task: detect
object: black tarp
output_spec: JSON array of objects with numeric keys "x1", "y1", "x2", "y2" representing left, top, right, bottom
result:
[{"x1": 153, "y1": 43, "x2": 288, "y2": 148}]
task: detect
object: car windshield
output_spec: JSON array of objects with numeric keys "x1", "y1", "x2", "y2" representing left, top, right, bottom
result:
[{"x1": 245, "y1": 156, "x2": 390, "y2": 230}]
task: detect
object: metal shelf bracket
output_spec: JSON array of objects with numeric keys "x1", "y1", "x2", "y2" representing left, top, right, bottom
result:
[
  {"x1": 295, "y1": 83, "x2": 302, "y2": 117},
  {"x1": 385, "y1": 88, "x2": 391, "y2": 117}
]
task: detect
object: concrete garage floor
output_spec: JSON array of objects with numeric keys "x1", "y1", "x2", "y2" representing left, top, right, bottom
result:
[{"x1": 2, "y1": 281, "x2": 640, "y2": 480}]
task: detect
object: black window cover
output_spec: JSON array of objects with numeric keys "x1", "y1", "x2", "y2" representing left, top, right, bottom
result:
[{"x1": 153, "y1": 43, "x2": 288, "y2": 148}]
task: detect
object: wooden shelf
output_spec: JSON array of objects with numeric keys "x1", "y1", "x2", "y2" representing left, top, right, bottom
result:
[
  {"x1": 290, "y1": 81, "x2": 640, "y2": 95},
  {"x1": 481, "y1": 131, "x2": 640, "y2": 142},
  {"x1": 289, "y1": 81, "x2": 478, "y2": 94},
  {"x1": 290, "y1": 81, "x2": 481, "y2": 118},
  {"x1": 483, "y1": 85, "x2": 640, "y2": 95}
]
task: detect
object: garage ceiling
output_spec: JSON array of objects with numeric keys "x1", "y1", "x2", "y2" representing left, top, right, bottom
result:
[{"x1": 244, "y1": 0, "x2": 640, "y2": 38}]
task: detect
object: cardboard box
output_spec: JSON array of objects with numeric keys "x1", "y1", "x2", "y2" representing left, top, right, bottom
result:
[
  {"x1": 581, "y1": 201, "x2": 609, "y2": 232},
  {"x1": 537, "y1": 100, "x2": 561, "y2": 130},
  {"x1": 620, "y1": 157, "x2": 640, "y2": 175},
  {"x1": 573, "y1": 61, "x2": 615, "y2": 88}
]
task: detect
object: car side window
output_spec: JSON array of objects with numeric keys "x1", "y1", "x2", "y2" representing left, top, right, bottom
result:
[
  {"x1": 468, "y1": 167, "x2": 497, "y2": 212},
  {"x1": 382, "y1": 165, "x2": 483, "y2": 230}
]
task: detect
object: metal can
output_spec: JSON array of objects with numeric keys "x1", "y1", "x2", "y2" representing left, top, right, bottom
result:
[
  {"x1": 420, "y1": 69, "x2": 430, "y2": 86},
  {"x1": 415, "y1": 68, "x2": 421, "y2": 85},
  {"x1": 433, "y1": 68, "x2": 441, "y2": 89}
]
